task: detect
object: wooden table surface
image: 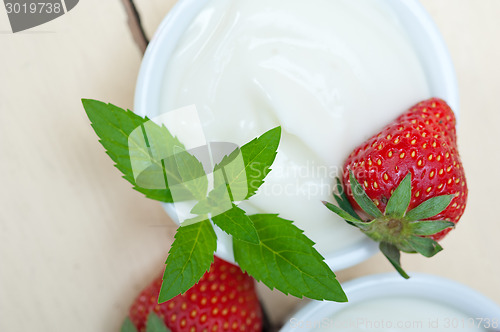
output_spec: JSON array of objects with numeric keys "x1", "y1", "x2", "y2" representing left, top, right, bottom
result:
[{"x1": 1, "y1": 1, "x2": 499, "y2": 331}]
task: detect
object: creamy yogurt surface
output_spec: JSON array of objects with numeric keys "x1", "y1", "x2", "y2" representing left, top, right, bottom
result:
[
  {"x1": 311, "y1": 296, "x2": 486, "y2": 332},
  {"x1": 159, "y1": 0, "x2": 430, "y2": 255}
]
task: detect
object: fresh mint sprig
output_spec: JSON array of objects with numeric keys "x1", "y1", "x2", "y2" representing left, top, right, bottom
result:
[
  {"x1": 83, "y1": 99, "x2": 347, "y2": 302},
  {"x1": 234, "y1": 214, "x2": 347, "y2": 301},
  {"x1": 82, "y1": 99, "x2": 184, "y2": 202},
  {"x1": 160, "y1": 219, "x2": 217, "y2": 302}
]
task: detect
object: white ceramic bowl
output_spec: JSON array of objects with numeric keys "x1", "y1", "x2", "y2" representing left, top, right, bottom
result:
[
  {"x1": 134, "y1": 0, "x2": 459, "y2": 269},
  {"x1": 280, "y1": 273, "x2": 500, "y2": 332}
]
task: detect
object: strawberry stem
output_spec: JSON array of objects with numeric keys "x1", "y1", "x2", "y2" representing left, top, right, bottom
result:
[
  {"x1": 379, "y1": 242, "x2": 410, "y2": 279},
  {"x1": 324, "y1": 171, "x2": 455, "y2": 278}
]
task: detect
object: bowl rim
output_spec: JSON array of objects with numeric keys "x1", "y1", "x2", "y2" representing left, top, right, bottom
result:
[
  {"x1": 280, "y1": 272, "x2": 500, "y2": 331},
  {"x1": 134, "y1": 0, "x2": 460, "y2": 270}
]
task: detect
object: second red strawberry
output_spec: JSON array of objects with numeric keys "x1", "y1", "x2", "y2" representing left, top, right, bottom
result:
[{"x1": 125, "y1": 257, "x2": 263, "y2": 332}]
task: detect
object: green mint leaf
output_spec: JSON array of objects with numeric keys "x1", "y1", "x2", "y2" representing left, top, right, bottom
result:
[
  {"x1": 240, "y1": 127, "x2": 281, "y2": 199},
  {"x1": 159, "y1": 220, "x2": 217, "y2": 303},
  {"x1": 146, "y1": 312, "x2": 171, "y2": 332},
  {"x1": 180, "y1": 215, "x2": 209, "y2": 227},
  {"x1": 385, "y1": 173, "x2": 412, "y2": 218},
  {"x1": 379, "y1": 242, "x2": 410, "y2": 279},
  {"x1": 121, "y1": 318, "x2": 138, "y2": 332},
  {"x1": 349, "y1": 170, "x2": 383, "y2": 218},
  {"x1": 410, "y1": 220, "x2": 455, "y2": 236},
  {"x1": 190, "y1": 182, "x2": 232, "y2": 216},
  {"x1": 408, "y1": 236, "x2": 443, "y2": 258},
  {"x1": 322, "y1": 201, "x2": 368, "y2": 229},
  {"x1": 82, "y1": 99, "x2": 185, "y2": 202},
  {"x1": 211, "y1": 205, "x2": 260, "y2": 244},
  {"x1": 334, "y1": 178, "x2": 362, "y2": 220},
  {"x1": 206, "y1": 126, "x2": 281, "y2": 205},
  {"x1": 405, "y1": 195, "x2": 454, "y2": 221},
  {"x1": 233, "y1": 214, "x2": 347, "y2": 302},
  {"x1": 213, "y1": 147, "x2": 248, "y2": 202},
  {"x1": 172, "y1": 146, "x2": 208, "y2": 201}
]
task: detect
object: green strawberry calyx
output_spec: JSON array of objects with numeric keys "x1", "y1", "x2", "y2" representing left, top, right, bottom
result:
[
  {"x1": 121, "y1": 312, "x2": 171, "y2": 332},
  {"x1": 323, "y1": 170, "x2": 455, "y2": 279}
]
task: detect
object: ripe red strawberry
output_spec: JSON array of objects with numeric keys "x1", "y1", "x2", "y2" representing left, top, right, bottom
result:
[
  {"x1": 324, "y1": 98, "x2": 467, "y2": 278},
  {"x1": 124, "y1": 257, "x2": 263, "y2": 332}
]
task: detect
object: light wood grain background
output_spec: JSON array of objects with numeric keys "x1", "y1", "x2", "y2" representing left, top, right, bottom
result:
[{"x1": 1, "y1": 1, "x2": 499, "y2": 331}]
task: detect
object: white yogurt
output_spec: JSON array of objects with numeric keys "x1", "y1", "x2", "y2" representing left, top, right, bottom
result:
[
  {"x1": 281, "y1": 274, "x2": 500, "y2": 332},
  {"x1": 312, "y1": 296, "x2": 486, "y2": 332},
  {"x1": 160, "y1": 0, "x2": 430, "y2": 254}
]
